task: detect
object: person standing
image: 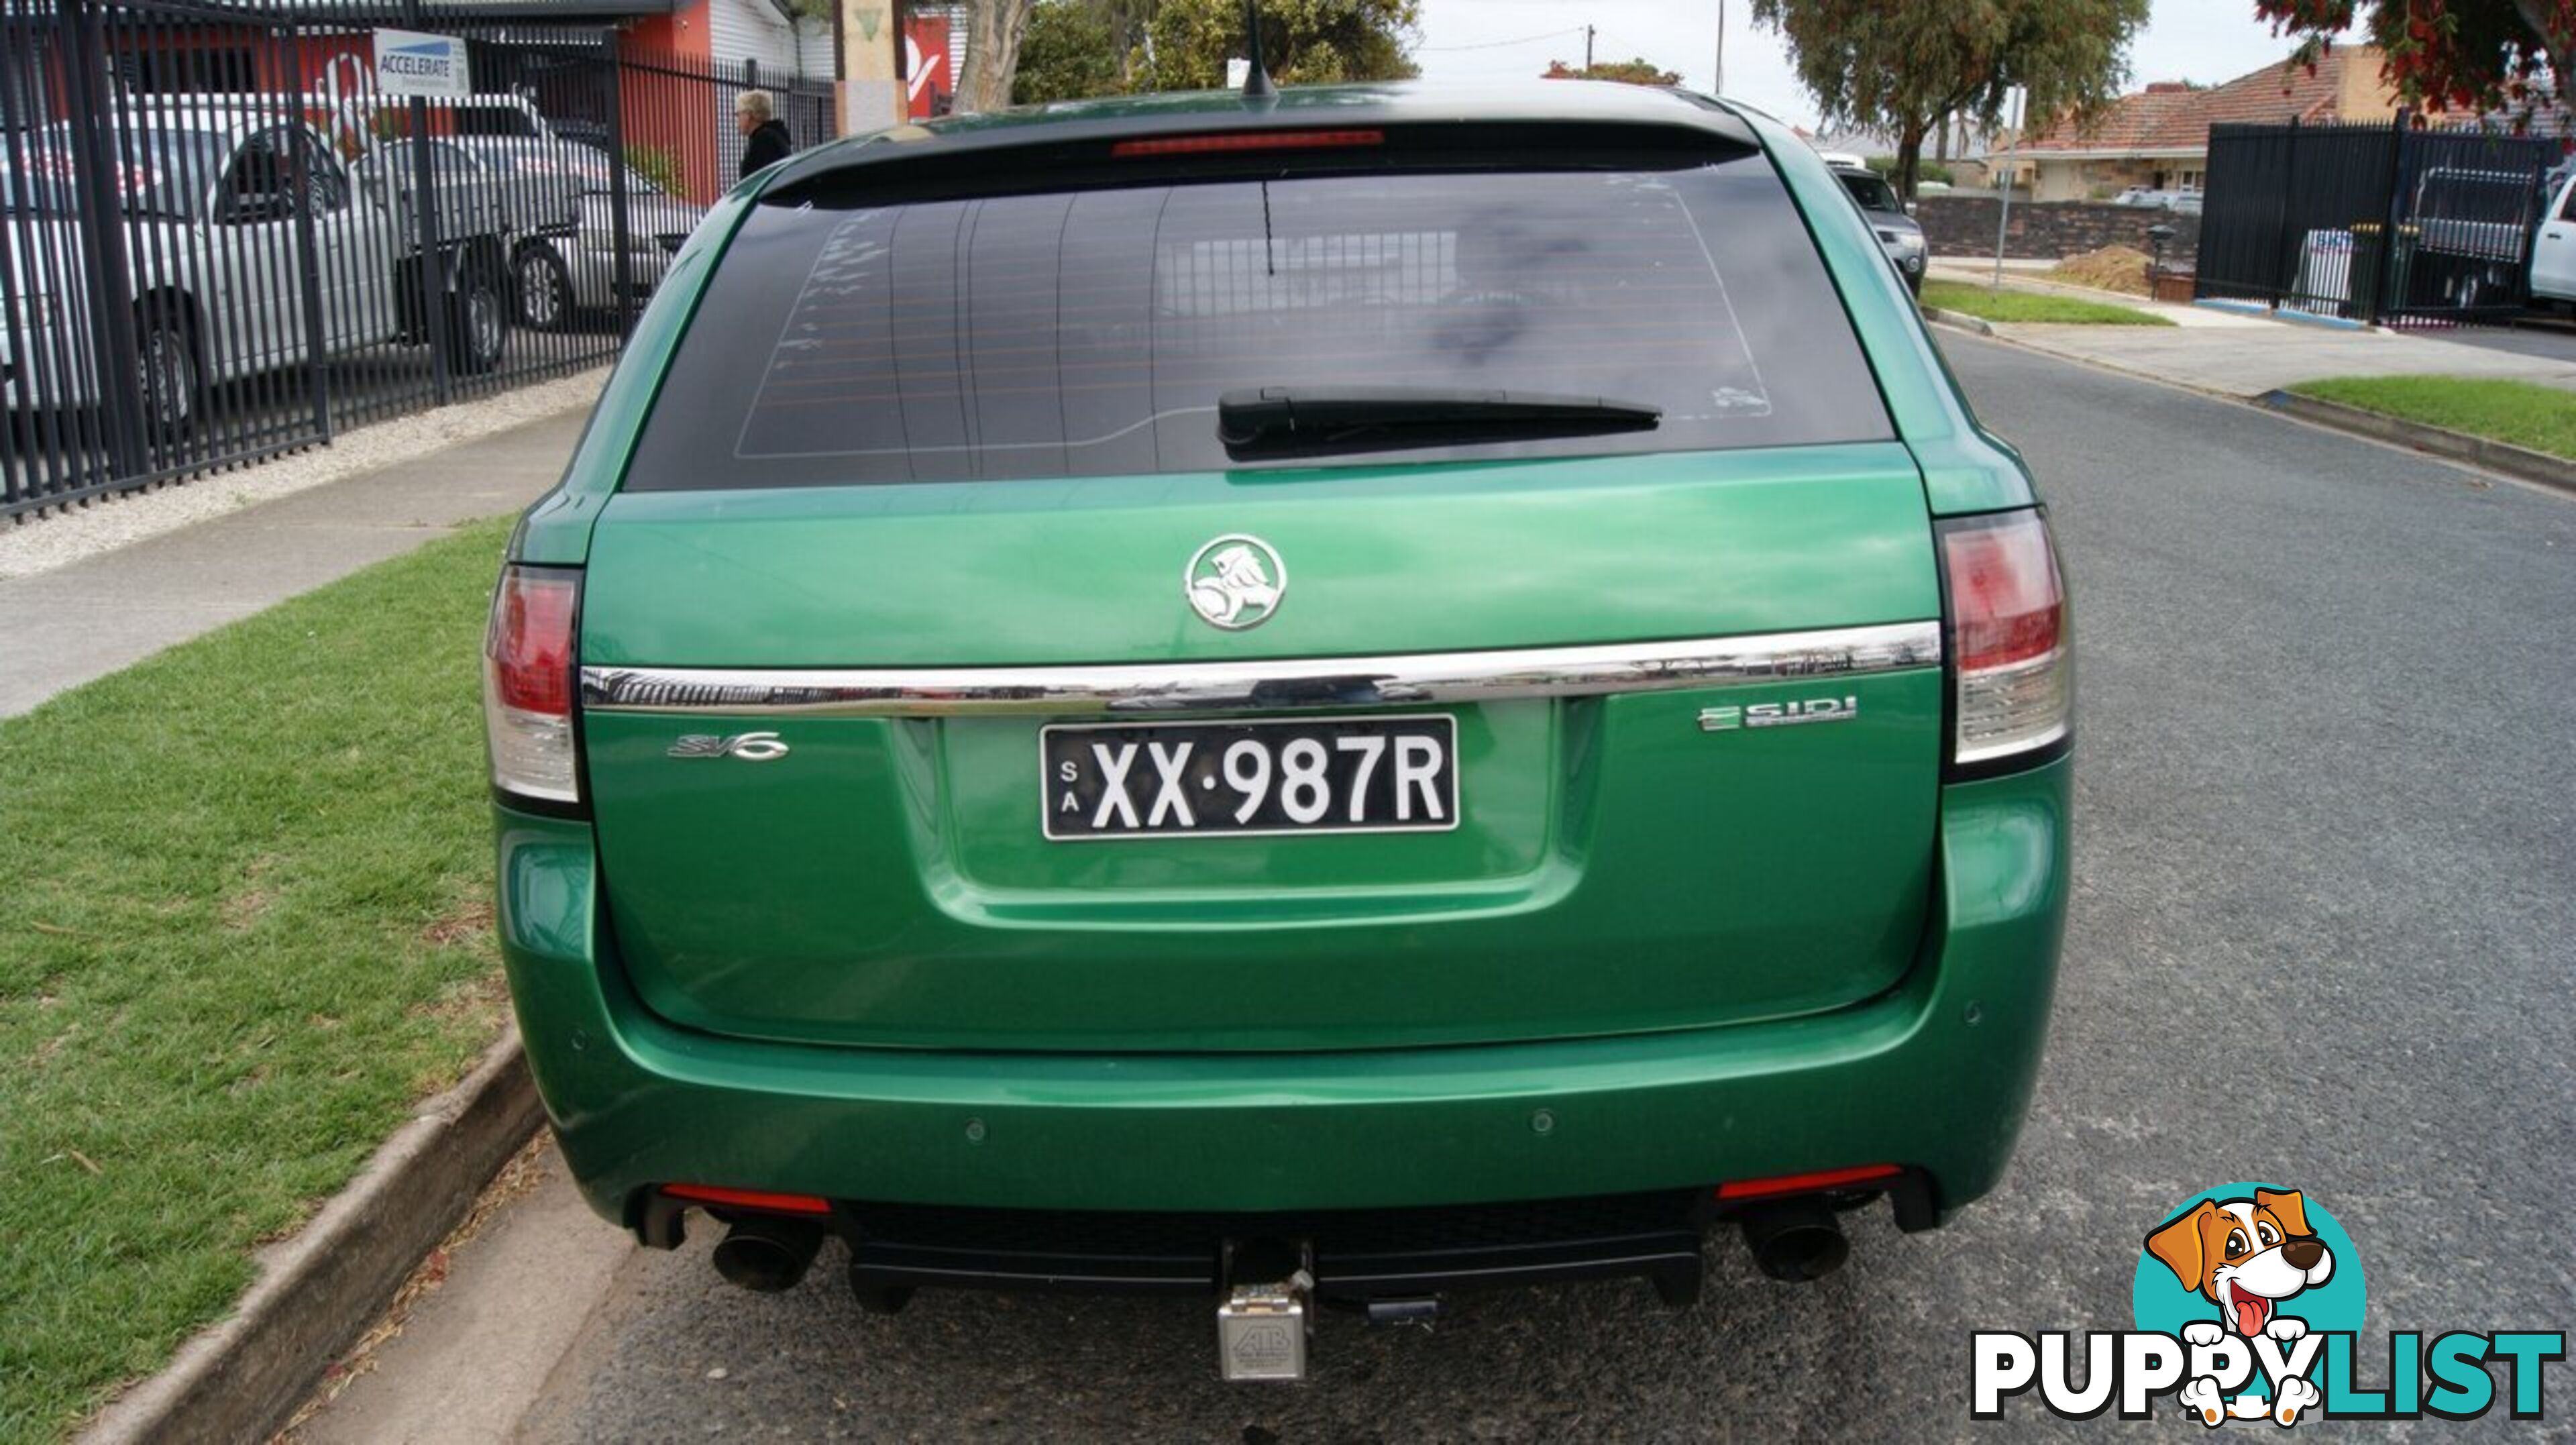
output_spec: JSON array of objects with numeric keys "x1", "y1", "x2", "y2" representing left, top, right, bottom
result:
[{"x1": 736, "y1": 90, "x2": 792, "y2": 180}]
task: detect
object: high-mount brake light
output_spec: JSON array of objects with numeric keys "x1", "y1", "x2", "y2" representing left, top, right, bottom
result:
[
  {"x1": 1110, "y1": 129, "x2": 1384, "y2": 158},
  {"x1": 1938, "y1": 510, "x2": 2070, "y2": 769},
  {"x1": 483, "y1": 564, "x2": 584, "y2": 806}
]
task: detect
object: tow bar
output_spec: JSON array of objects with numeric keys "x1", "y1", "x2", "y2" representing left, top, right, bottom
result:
[{"x1": 1216, "y1": 1238, "x2": 1313, "y2": 1382}]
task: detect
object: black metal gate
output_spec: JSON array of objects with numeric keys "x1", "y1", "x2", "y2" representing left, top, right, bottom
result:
[
  {"x1": 2196, "y1": 117, "x2": 2562, "y2": 329},
  {"x1": 2, "y1": 0, "x2": 835, "y2": 521}
]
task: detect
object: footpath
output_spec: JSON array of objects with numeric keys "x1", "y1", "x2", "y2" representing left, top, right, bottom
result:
[
  {"x1": 1, "y1": 409, "x2": 588, "y2": 718},
  {"x1": 1922, "y1": 262, "x2": 2576, "y2": 492},
  {"x1": 1927, "y1": 261, "x2": 2576, "y2": 396}
]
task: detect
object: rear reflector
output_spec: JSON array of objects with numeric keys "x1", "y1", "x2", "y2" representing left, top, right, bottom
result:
[
  {"x1": 1939, "y1": 509, "x2": 2070, "y2": 768},
  {"x1": 482, "y1": 564, "x2": 582, "y2": 806},
  {"x1": 1111, "y1": 128, "x2": 1383, "y2": 157},
  {"x1": 1717, "y1": 1164, "x2": 1903, "y2": 1201},
  {"x1": 663, "y1": 1184, "x2": 833, "y2": 1216}
]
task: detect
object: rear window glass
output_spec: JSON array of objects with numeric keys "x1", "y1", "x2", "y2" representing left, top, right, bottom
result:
[
  {"x1": 628, "y1": 153, "x2": 1890, "y2": 488},
  {"x1": 1837, "y1": 170, "x2": 1902, "y2": 214}
]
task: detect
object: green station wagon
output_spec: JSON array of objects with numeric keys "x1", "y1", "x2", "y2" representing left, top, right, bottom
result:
[{"x1": 483, "y1": 79, "x2": 2070, "y2": 1380}]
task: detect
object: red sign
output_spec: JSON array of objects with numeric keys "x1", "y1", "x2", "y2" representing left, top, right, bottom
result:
[{"x1": 905, "y1": 15, "x2": 951, "y2": 119}]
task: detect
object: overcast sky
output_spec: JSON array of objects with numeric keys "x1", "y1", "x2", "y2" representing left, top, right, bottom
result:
[{"x1": 1411, "y1": 0, "x2": 2353, "y2": 131}]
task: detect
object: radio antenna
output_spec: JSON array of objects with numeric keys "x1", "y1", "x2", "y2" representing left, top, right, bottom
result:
[{"x1": 1240, "y1": 0, "x2": 1276, "y2": 100}]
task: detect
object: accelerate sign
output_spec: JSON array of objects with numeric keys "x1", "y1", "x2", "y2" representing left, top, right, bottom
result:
[{"x1": 373, "y1": 29, "x2": 471, "y2": 100}]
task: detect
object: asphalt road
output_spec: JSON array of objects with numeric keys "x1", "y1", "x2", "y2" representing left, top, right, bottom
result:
[{"x1": 435, "y1": 337, "x2": 2576, "y2": 1441}]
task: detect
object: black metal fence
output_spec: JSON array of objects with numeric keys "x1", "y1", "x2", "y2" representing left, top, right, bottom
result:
[
  {"x1": 1, "y1": 0, "x2": 835, "y2": 521},
  {"x1": 2196, "y1": 117, "x2": 2563, "y2": 328}
]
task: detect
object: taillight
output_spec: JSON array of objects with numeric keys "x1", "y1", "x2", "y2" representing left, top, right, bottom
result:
[
  {"x1": 483, "y1": 564, "x2": 583, "y2": 806},
  {"x1": 1938, "y1": 509, "x2": 2070, "y2": 769}
]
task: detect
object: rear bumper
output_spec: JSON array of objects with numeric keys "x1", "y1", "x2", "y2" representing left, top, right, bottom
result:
[{"x1": 497, "y1": 755, "x2": 2068, "y2": 1230}]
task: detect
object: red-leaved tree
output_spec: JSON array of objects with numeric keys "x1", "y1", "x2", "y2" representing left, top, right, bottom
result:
[{"x1": 2257, "y1": 0, "x2": 2571, "y2": 120}]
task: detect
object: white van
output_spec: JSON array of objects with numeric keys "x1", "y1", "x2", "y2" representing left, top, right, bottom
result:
[{"x1": 2532, "y1": 169, "x2": 2576, "y2": 309}]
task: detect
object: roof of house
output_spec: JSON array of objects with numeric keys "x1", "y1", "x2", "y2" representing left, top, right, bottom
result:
[{"x1": 2015, "y1": 46, "x2": 2390, "y2": 158}]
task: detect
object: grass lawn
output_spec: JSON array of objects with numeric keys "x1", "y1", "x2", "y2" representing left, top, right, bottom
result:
[
  {"x1": 2290, "y1": 375, "x2": 2576, "y2": 462},
  {"x1": 0, "y1": 518, "x2": 515, "y2": 1443},
  {"x1": 1919, "y1": 279, "x2": 2176, "y2": 327}
]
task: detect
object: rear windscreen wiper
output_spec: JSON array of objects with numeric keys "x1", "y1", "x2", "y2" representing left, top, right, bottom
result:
[{"x1": 1216, "y1": 386, "x2": 1661, "y2": 461}]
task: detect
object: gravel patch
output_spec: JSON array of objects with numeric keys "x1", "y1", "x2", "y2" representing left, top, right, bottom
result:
[{"x1": 0, "y1": 368, "x2": 606, "y2": 580}]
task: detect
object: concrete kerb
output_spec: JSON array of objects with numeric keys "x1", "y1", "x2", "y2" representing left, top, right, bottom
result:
[
  {"x1": 2257, "y1": 389, "x2": 2576, "y2": 498},
  {"x1": 78, "y1": 1032, "x2": 543, "y2": 1445},
  {"x1": 1919, "y1": 308, "x2": 1996, "y2": 337}
]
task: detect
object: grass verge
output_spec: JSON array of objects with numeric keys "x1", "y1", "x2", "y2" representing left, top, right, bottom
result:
[
  {"x1": 2290, "y1": 375, "x2": 2576, "y2": 462},
  {"x1": 0, "y1": 518, "x2": 515, "y2": 1444},
  {"x1": 1921, "y1": 278, "x2": 2175, "y2": 326}
]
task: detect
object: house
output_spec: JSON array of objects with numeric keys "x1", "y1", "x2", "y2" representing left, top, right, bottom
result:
[
  {"x1": 614, "y1": 0, "x2": 833, "y2": 197},
  {"x1": 1988, "y1": 47, "x2": 2403, "y2": 201}
]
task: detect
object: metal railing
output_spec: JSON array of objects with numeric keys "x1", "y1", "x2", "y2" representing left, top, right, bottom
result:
[
  {"x1": 2195, "y1": 117, "x2": 2561, "y2": 329},
  {"x1": 2, "y1": 0, "x2": 835, "y2": 521}
]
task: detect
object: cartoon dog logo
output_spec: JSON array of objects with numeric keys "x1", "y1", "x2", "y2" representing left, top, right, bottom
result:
[{"x1": 2146, "y1": 1187, "x2": 2337, "y2": 1426}]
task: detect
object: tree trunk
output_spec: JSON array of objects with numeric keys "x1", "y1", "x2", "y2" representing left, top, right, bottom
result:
[
  {"x1": 959, "y1": 0, "x2": 1034, "y2": 113},
  {"x1": 1895, "y1": 119, "x2": 1929, "y2": 201}
]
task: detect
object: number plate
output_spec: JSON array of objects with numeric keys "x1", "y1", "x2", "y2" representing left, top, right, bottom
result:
[{"x1": 1042, "y1": 715, "x2": 1459, "y2": 841}]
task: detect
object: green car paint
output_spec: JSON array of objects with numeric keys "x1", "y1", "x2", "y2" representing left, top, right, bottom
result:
[
  {"x1": 495, "y1": 754, "x2": 2065, "y2": 1219},
  {"x1": 492, "y1": 81, "x2": 2070, "y2": 1255},
  {"x1": 578, "y1": 449, "x2": 1944, "y2": 1052}
]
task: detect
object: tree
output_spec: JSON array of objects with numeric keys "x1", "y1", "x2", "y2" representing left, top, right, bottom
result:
[
  {"x1": 959, "y1": 0, "x2": 1038, "y2": 113},
  {"x1": 1542, "y1": 58, "x2": 1682, "y2": 85},
  {"x1": 1144, "y1": 0, "x2": 1421, "y2": 90},
  {"x1": 1750, "y1": 0, "x2": 2151, "y2": 198},
  {"x1": 1094, "y1": 0, "x2": 1160, "y2": 87},
  {"x1": 2253, "y1": 1, "x2": 2571, "y2": 121},
  {"x1": 1015, "y1": 0, "x2": 1126, "y2": 103}
]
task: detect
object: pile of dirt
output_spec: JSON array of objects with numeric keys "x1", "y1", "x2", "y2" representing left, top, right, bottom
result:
[{"x1": 2047, "y1": 246, "x2": 2156, "y2": 295}]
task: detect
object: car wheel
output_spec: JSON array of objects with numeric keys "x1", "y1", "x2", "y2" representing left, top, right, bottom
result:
[
  {"x1": 135, "y1": 305, "x2": 201, "y2": 443},
  {"x1": 513, "y1": 244, "x2": 572, "y2": 332},
  {"x1": 448, "y1": 265, "x2": 508, "y2": 375}
]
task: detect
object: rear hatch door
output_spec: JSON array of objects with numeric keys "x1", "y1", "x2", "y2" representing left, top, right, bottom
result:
[{"x1": 577, "y1": 126, "x2": 1947, "y2": 1052}]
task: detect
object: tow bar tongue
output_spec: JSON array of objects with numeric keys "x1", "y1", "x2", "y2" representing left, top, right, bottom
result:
[{"x1": 1217, "y1": 1238, "x2": 1313, "y2": 1382}]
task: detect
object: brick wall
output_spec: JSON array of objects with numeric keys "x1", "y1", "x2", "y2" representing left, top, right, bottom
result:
[{"x1": 1917, "y1": 197, "x2": 2202, "y2": 264}]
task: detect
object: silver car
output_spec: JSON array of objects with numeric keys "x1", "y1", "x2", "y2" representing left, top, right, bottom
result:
[
  {"x1": 3, "y1": 102, "x2": 512, "y2": 431},
  {"x1": 439, "y1": 138, "x2": 706, "y2": 330},
  {"x1": 1832, "y1": 166, "x2": 1927, "y2": 294}
]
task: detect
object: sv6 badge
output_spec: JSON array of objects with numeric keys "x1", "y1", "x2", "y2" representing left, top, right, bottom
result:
[
  {"x1": 1699, "y1": 696, "x2": 1859, "y2": 732},
  {"x1": 667, "y1": 731, "x2": 791, "y2": 761}
]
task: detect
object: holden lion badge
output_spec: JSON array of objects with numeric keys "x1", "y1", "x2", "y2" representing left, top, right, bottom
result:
[{"x1": 1185, "y1": 534, "x2": 1286, "y2": 631}]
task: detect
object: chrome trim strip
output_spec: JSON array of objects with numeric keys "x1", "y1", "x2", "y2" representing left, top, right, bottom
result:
[{"x1": 580, "y1": 622, "x2": 1941, "y2": 719}]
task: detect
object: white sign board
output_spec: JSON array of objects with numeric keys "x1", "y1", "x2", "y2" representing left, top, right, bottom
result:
[
  {"x1": 374, "y1": 29, "x2": 471, "y2": 101},
  {"x1": 1225, "y1": 57, "x2": 1251, "y2": 89}
]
